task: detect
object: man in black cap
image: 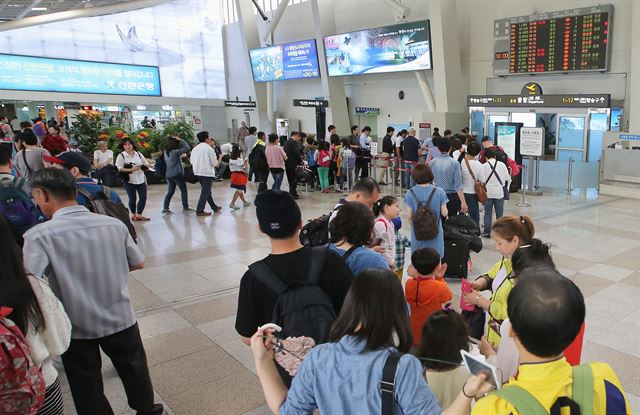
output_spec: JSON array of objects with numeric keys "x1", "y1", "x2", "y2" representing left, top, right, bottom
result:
[
  {"x1": 235, "y1": 190, "x2": 353, "y2": 379},
  {"x1": 44, "y1": 151, "x2": 122, "y2": 206}
]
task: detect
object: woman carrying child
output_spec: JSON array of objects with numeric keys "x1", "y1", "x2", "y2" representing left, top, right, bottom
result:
[{"x1": 229, "y1": 144, "x2": 251, "y2": 210}]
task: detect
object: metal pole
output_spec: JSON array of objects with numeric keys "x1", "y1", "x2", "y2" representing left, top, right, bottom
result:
[
  {"x1": 517, "y1": 162, "x2": 530, "y2": 207},
  {"x1": 535, "y1": 156, "x2": 541, "y2": 191},
  {"x1": 567, "y1": 157, "x2": 573, "y2": 194},
  {"x1": 391, "y1": 158, "x2": 397, "y2": 197},
  {"x1": 596, "y1": 159, "x2": 601, "y2": 192},
  {"x1": 527, "y1": 156, "x2": 534, "y2": 192},
  {"x1": 371, "y1": 156, "x2": 376, "y2": 183}
]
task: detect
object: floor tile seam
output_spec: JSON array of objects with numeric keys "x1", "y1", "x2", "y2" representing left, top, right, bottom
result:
[
  {"x1": 148, "y1": 345, "x2": 223, "y2": 368},
  {"x1": 135, "y1": 287, "x2": 240, "y2": 316},
  {"x1": 159, "y1": 368, "x2": 261, "y2": 401}
]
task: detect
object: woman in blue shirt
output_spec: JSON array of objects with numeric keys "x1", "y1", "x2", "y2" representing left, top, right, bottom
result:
[
  {"x1": 326, "y1": 201, "x2": 389, "y2": 276},
  {"x1": 404, "y1": 164, "x2": 449, "y2": 257},
  {"x1": 250, "y1": 268, "x2": 441, "y2": 414}
]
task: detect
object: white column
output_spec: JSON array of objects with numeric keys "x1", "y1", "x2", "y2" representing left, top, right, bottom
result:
[
  {"x1": 628, "y1": 0, "x2": 640, "y2": 131},
  {"x1": 310, "y1": 0, "x2": 350, "y2": 135}
]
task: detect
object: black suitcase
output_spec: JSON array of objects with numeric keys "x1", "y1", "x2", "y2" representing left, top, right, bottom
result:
[{"x1": 442, "y1": 238, "x2": 470, "y2": 279}]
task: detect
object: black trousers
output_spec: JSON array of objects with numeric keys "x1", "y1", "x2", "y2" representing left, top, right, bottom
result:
[
  {"x1": 286, "y1": 165, "x2": 298, "y2": 196},
  {"x1": 62, "y1": 323, "x2": 163, "y2": 415}
]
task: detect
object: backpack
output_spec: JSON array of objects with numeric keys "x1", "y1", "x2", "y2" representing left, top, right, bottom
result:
[
  {"x1": 248, "y1": 247, "x2": 336, "y2": 344},
  {"x1": 318, "y1": 150, "x2": 331, "y2": 167},
  {"x1": 306, "y1": 151, "x2": 317, "y2": 167},
  {"x1": 0, "y1": 307, "x2": 46, "y2": 415},
  {"x1": 154, "y1": 153, "x2": 167, "y2": 178},
  {"x1": 0, "y1": 178, "x2": 42, "y2": 244},
  {"x1": 249, "y1": 144, "x2": 267, "y2": 172},
  {"x1": 492, "y1": 364, "x2": 595, "y2": 415},
  {"x1": 299, "y1": 205, "x2": 341, "y2": 247},
  {"x1": 409, "y1": 188, "x2": 439, "y2": 240},
  {"x1": 76, "y1": 186, "x2": 138, "y2": 243}
]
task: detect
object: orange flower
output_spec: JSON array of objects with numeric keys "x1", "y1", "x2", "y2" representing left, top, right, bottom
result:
[{"x1": 139, "y1": 131, "x2": 149, "y2": 138}]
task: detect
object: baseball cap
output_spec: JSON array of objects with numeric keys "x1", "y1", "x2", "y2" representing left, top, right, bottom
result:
[
  {"x1": 255, "y1": 190, "x2": 302, "y2": 239},
  {"x1": 43, "y1": 151, "x2": 92, "y2": 173},
  {"x1": 481, "y1": 135, "x2": 492, "y2": 142}
]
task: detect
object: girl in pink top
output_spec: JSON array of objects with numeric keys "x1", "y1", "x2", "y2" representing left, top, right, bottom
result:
[
  {"x1": 372, "y1": 196, "x2": 400, "y2": 269},
  {"x1": 264, "y1": 133, "x2": 287, "y2": 190}
]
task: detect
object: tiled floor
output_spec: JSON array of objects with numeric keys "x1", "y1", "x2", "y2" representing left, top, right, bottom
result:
[{"x1": 56, "y1": 180, "x2": 639, "y2": 414}]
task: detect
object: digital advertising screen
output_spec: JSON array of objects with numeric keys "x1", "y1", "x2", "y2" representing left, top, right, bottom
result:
[
  {"x1": 250, "y1": 39, "x2": 320, "y2": 82},
  {"x1": 0, "y1": 0, "x2": 225, "y2": 99},
  {"x1": 493, "y1": 5, "x2": 612, "y2": 75},
  {"x1": 0, "y1": 54, "x2": 161, "y2": 96},
  {"x1": 323, "y1": 20, "x2": 431, "y2": 77}
]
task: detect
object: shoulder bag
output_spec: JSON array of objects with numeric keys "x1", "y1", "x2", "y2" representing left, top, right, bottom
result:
[
  {"x1": 485, "y1": 162, "x2": 510, "y2": 200},
  {"x1": 464, "y1": 158, "x2": 488, "y2": 204}
]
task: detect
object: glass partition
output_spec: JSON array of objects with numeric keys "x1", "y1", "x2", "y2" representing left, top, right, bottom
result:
[
  {"x1": 588, "y1": 112, "x2": 608, "y2": 162},
  {"x1": 470, "y1": 108, "x2": 484, "y2": 136},
  {"x1": 538, "y1": 160, "x2": 569, "y2": 189},
  {"x1": 572, "y1": 161, "x2": 600, "y2": 189},
  {"x1": 556, "y1": 115, "x2": 586, "y2": 161}
]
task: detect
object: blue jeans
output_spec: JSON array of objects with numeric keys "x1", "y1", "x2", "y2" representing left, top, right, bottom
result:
[
  {"x1": 271, "y1": 169, "x2": 285, "y2": 190},
  {"x1": 196, "y1": 176, "x2": 219, "y2": 213},
  {"x1": 403, "y1": 162, "x2": 416, "y2": 189},
  {"x1": 484, "y1": 198, "x2": 504, "y2": 233},
  {"x1": 124, "y1": 182, "x2": 147, "y2": 214},
  {"x1": 464, "y1": 193, "x2": 480, "y2": 225},
  {"x1": 163, "y1": 176, "x2": 189, "y2": 210},
  {"x1": 339, "y1": 167, "x2": 353, "y2": 190}
]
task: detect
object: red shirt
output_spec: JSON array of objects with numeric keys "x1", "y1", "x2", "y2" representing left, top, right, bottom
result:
[{"x1": 42, "y1": 135, "x2": 68, "y2": 156}]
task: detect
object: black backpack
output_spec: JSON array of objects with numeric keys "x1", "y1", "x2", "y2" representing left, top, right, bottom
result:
[
  {"x1": 76, "y1": 186, "x2": 138, "y2": 243},
  {"x1": 409, "y1": 188, "x2": 439, "y2": 240},
  {"x1": 249, "y1": 144, "x2": 267, "y2": 172},
  {"x1": 248, "y1": 247, "x2": 336, "y2": 343},
  {"x1": 299, "y1": 205, "x2": 341, "y2": 247},
  {"x1": 0, "y1": 178, "x2": 43, "y2": 246}
]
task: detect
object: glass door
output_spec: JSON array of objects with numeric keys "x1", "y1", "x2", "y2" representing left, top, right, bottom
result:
[
  {"x1": 556, "y1": 115, "x2": 587, "y2": 162},
  {"x1": 587, "y1": 110, "x2": 609, "y2": 162},
  {"x1": 486, "y1": 113, "x2": 509, "y2": 141},
  {"x1": 469, "y1": 107, "x2": 485, "y2": 136}
]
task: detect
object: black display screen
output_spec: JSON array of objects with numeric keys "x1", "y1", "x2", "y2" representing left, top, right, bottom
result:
[{"x1": 493, "y1": 5, "x2": 612, "y2": 76}]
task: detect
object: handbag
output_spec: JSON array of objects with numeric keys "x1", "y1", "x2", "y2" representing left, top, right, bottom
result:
[
  {"x1": 182, "y1": 165, "x2": 198, "y2": 184},
  {"x1": 464, "y1": 158, "x2": 487, "y2": 204}
]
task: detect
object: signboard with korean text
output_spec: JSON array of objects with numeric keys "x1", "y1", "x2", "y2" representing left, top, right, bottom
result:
[
  {"x1": 0, "y1": 54, "x2": 161, "y2": 96},
  {"x1": 293, "y1": 99, "x2": 329, "y2": 107},
  {"x1": 467, "y1": 94, "x2": 610, "y2": 108},
  {"x1": 520, "y1": 127, "x2": 545, "y2": 156}
]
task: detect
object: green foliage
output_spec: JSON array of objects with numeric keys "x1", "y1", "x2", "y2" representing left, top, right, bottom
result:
[
  {"x1": 159, "y1": 120, "x2": 196, "y2": 149},
  {"x1": 69, "y1": 113, "x2": 103, "y2": 155}
]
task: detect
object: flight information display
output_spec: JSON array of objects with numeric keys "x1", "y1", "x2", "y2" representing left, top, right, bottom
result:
[{"x1": 493, "y1": 5, "x2": 612, "y2": 76}]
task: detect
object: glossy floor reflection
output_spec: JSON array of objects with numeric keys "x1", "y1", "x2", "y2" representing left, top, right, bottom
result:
[{"x1": 54, "y1": 179, "x2": 639, "y2": 414}]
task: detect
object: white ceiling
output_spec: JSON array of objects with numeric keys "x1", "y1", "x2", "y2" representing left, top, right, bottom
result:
[{"x1": 0, "y1": 0, "x2": 126, "y2": 21}]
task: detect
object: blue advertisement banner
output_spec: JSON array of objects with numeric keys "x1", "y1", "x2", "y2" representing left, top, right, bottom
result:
[
  {"x1": 250, "y1": 39, "x2": 320, "y2": 83},
  {"x1": 324, "y1": 20, "x2": 432, "y2": 77},
  {"x1": 0, "y1": 54, "x2": 161, "y2": 96}
]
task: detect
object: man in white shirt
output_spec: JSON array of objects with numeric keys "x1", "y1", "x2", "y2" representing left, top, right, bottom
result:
[
  {"x1": 356, "y1": 126, "x2": 372, "y2": 179},
  {"x1": 481, "y1": 147, "x2": 510, "y2": 236},
  {"x1": 460, "y1": 142, "x2": 485, "y2": 225},
  {"x1": 394, "y1": 129, "x2": 407, "y2": 186},
  {"x1": 277, "y1": 121, "x2": 289, "y2": 144},
  {"x1": 190, "y1": 131, "x2": 220, "y2": 216}
]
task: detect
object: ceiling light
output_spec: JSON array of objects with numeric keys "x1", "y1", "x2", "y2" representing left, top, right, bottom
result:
[{"x1": 32, "y1": 7, "x2": 48, "y2": 11}]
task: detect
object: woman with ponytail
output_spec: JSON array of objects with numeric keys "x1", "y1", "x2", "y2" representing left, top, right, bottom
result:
[{"x1": 462, "y1": 215, "x2": 535, "y2": 347}]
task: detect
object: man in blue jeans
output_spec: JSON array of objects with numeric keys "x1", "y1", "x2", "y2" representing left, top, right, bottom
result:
[{"x1": 190, "y1": 131, "x2": 221, "y2": 216}]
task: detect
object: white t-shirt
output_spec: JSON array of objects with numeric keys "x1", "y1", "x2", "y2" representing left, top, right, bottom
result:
[
  {"x1": 220, "y1": 142, "x2": 233, "y2": 156},
  {"x1": 482, "y1": 160, "x2": 510, "y2": 199},
  {"x1": 461, "y1": 158, "x2": 485, "y2": 194},
  {"x1": 94, "y1": 149, "x2": 114, "y2": 166},
  {"x1": 452, "y1": 150, "x2": 462, "y2": 161},
  {"x1": 115, "y1": 151, "x2": 148, "y2": 185},
  {"x1": 229, "y1": 158, "x2": 245, "y2": 172}
]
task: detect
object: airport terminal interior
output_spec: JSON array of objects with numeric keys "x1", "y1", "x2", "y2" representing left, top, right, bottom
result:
[{"x1": 0, "y1": 0, "x2": 639, "y2": 414}]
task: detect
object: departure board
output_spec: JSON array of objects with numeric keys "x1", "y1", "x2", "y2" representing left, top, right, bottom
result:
[{"x1": 493, "y1": 5, "x2": 612, "y2": 76}]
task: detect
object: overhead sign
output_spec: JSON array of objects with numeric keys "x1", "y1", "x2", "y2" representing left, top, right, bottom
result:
[
  {"x1": 521, "y1": 82, "x2": 543, "y2": 96},
  {"x1": 224, "y1": 100, "x2": 257, "y2": 108},
  {"x1": 355, "y1": 107, "x2": 380, "y2": 115},
  {"x1": 520, "y1": 127, "x2": 545, "y2": 157},
  {"x1": 0, "y1": 54, "x2": 161, "y2": 96},
  {"x1": 467, "y1": 94, "x2": 610, "y2": 108},
  {"x1": 293, "y1": 99, "x2": 328, "y2": 107}
]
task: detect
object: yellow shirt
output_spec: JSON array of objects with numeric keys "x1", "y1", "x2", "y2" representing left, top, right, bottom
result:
[
  {"x1": 472, "y1": 358, "x2": 631, "y2": 415},
  {"x1": 483, "y1": 258, "x2": 514, "y2": 346}
]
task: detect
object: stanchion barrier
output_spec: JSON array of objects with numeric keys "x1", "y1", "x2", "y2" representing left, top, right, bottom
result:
[{"x1": 516, "y1": 163, "x2": 530, "y2": 208}]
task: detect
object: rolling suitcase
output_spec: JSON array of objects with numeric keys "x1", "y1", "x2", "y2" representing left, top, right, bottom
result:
[{"x1": 442, "y1": 238, "x2": 470, "y2": 279}]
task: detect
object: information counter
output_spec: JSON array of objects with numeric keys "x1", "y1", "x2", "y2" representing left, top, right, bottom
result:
[{"x1": 600, "y1": 132, "x2": 640, "y2": 199}]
